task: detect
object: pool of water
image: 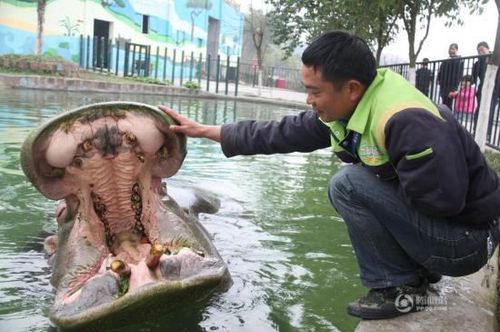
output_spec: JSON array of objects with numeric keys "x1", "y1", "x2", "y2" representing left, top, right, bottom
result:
[{"x1": 0, "y1": 88, "x2": 364, "y2": 331}]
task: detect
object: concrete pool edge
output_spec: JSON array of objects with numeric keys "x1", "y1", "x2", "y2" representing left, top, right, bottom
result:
[
  {"x1": 356, "y1": 249, "x2": 498, "y2": 332},
  {"x1": 0, "y1": 73, "x2": 307, "y2": 109}
]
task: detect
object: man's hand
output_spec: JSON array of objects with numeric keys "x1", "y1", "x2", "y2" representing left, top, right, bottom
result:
[
  {"x1": 158, "y1": 105, "x2": 222, "y2": 142},
  {"x1": 448, "y1": 91, "x2": 458, "y2": 99}
]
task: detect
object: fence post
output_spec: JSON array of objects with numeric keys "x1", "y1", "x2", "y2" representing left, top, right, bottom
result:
[
  {"x1": 163, "y1": 47, "x2": 167, "y2": 81},
  {"x1": 92, "y1": 37, "x2": 97, "y2": 71},
  {"x1": 131, "y1": 44, "x2": 137, "y2": 76},
  {"x1": 155, "y1": 46, "x2": 159, "y2": 79},
  {"x1": 171, "y1": 49, "x2": 176, "y2": 85},
  {"x1": 79, "y1": 35, "x2": 84, "y2": 67},
  {"x1": 99, "y1": 37, "x2": 105, "y2": 73},
  {"x1": 107, "y1": 38, "x2": 112, "y2": 73},
  {"x1": 189, "y1": 52, "x2": 194, "y2": 82},
  {"x1": 86, "y1": 36, "x2": 90, "y2": 69},
  {"x1": 235, "y1": 56, "x2": 240, "y2": 97},
  {"x1": 115, "y1": 40, "x2": 120, "y2": 76},
  {"x1": 215, "y1": 54, "x2": 220, "y2": 93},
  {"x1": 206, "y1": 54, "x2": 211, "y2": 92},
  {"x1": 180, "y1": 50, "x2": 185, "y2": 86},
  {"x1": 225, "y1": 55, "x2": 230, "y2": 95},
  {"x1": 198, "y1": 52, "x2": 202, "y2": 87}
]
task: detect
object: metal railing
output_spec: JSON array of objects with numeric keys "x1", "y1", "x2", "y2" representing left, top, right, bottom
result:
[{"x1": 382, "y1": 55, "x2": 500, "y2": 151}]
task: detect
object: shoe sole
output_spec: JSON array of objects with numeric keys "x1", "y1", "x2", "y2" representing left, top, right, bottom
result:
[{"x1": 347, "y1": 304, "x2": 415, "y2": 320}]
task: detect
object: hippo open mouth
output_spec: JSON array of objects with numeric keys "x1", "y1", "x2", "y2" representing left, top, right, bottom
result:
[{"x1": 20, "y1": 102, "x2": 231, "y2": 329}]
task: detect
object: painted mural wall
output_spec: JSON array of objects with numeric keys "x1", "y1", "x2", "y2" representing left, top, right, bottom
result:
[{"x1": 0, "y1": 0, "x2": 244, "y2": 64}]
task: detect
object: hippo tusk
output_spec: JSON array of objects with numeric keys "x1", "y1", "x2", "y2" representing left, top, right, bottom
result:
[
  {"x1": 146, "y1": 243, "x2": 165, "y2": 269},
  {"x1": 110, "y1": 259, "x2": 131, "y2": 278}
]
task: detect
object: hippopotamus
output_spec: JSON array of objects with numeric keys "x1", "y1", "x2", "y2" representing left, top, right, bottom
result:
[{"x1": 20, "y1": 101, "x2": 231, "y2": 330}]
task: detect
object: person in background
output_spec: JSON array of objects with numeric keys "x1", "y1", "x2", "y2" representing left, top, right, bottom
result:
[
  {"x1": 472, "y1": 41, "x2": 500, "y2": 139},
  {"x1": 450, "y1": 75, "x2": 477, "y2": 114},
  {"x1": 160, "y1": 31, "x2": 500, "y2": 320},
  {"x1": 437, "y1": 43, "x2": 464, "y2": 109},
  {"x1": 415, "y1": 58, "x2": 433, "y2": 97}
]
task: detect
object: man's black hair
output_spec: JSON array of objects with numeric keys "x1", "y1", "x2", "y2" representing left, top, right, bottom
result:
[{"x1": 301, "y1": 31, "x2": 377, "y2": 87}]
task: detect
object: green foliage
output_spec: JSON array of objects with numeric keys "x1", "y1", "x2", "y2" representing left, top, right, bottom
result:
[
  {"x1": 183, "y1": 81, "x2": 201, "y2": 89},
  {"x1": 118, "y1": 277, "x2": 129, "y2": 296},
  {"x1": 267, "y1": 0, "x2": 400, "y2": 60},
  {"x1": 58, "y1": 42, "x2": 70, "y2": 49},
  {"x1": 71, "y1": 54, "x2": 80, "y2": 63},
  {"x1": 485, "y1": 151, "x2": 500, "y2": 175},
  {"x1": 43, "y1": 48, "x2": 59, "y2": 57},
  {"x1": 131, "y1": 76, "x2": 170, "y2": 86}
]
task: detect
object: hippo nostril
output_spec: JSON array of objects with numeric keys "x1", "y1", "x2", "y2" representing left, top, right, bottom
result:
[
  {"x1": 73, "y1": 157, "x2": 83, "y2": 168},
  {"x1": 157, "y1": 146, "x2": 169, "y2": 160},
  {"x1": 125, "y1": 132, "x2": 137, "y2": 145},
  {"x1": 81, "y1": 140, "x2": 93, "y2": 152}
]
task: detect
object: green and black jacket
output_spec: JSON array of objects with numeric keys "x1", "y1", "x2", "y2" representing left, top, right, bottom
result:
[{"x1": 220, "y1": 69, "x2": 500, "y2": 225}]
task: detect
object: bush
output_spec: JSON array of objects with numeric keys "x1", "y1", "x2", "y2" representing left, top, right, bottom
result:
[{"x1": 183, "y1": 81, "x2": 200, "y2": 90}]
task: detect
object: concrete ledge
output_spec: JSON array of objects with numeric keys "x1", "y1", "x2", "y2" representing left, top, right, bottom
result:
[
  {"x1": 356, "y1": 249, "x2": 498, "y2": 332},
  {"x1": 0, "y1": 73, "x2": 307, "y2": 109}
]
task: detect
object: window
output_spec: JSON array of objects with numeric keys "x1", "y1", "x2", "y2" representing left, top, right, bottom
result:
[{"x1": 142, "y1": 15, "x2": 149, "y2": 34}]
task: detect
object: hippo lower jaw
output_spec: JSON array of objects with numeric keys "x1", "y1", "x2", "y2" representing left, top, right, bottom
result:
[{"x1": 21, "y1": 102, "x2": 231, "y2": 330}]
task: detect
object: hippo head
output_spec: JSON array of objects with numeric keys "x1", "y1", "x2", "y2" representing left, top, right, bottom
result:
[{"x1": 20, "y1": 102, "x2": 231, "y2": 329}]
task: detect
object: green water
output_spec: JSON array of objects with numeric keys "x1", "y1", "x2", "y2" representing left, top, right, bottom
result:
[{"x1": 0, "y1": 88, "x2": 364, "y2": 331}]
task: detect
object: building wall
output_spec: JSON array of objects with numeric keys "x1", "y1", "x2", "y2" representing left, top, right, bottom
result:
[{"x1": 0, "y1": 0, "x2": 244, "y2": 63}]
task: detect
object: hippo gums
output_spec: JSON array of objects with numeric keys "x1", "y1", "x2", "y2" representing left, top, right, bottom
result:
[{"x1": 20, "y1": 102, "x2": 231, "y2": 329}]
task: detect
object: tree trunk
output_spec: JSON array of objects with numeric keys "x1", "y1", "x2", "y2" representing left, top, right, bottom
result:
[
  {"x1": 35, "y1": 0, "x2": 47, "y2": 55},
  {"x1": 475, "y1": 2, "x2": 500, "y2": 151}
]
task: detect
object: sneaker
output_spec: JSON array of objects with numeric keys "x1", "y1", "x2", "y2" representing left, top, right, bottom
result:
[
  {"x1": 347, "y1": 282, "x2": 429, "y2": 320},
  {"x1": 418, "y1": 268, "x2": 442, "y2": 284}
]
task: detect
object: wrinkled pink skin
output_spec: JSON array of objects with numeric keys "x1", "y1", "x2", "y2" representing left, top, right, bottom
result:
[{"x1": 30, "y1": 108, "x2": 228, "y2": 323}]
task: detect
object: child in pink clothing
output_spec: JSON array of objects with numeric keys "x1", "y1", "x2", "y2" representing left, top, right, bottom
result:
[{"x1": 451, "y1": 75, "x2": 477, "y2": 113}]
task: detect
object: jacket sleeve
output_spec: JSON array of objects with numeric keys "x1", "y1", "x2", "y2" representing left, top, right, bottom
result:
[
  {"x1": 385, "y1": 108, "x2": 468, "y2": 217},
  {"x1": 220, "y1": 110, "x2": 331, "y2": 157}
]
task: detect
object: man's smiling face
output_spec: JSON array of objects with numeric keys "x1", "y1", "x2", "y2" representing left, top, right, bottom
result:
[{"x1": 301, "y1": 65, "x2": 362, "y2": 122}]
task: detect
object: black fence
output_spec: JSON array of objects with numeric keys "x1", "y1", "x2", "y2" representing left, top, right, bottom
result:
[{"x1": 382, "y1": 54, "x2": 500, "y2": 151}]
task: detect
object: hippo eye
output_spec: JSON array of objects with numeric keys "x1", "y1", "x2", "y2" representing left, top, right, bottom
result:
[
  {"x1": 125, "y1": 132, "x2": 137, "y2": 145},
  {"x1": 82, "y1": 140, "x2": 93, "y2": 152}
]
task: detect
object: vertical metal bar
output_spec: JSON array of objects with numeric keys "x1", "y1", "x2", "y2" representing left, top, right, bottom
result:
[
  {"x1": 107, "y1": 38, "x2": 112, "y2": 73},
  {"x1": 215, "y1": 54, "x2": 220, "y2": 93},
  {"x1": 225, "y1": 55, "x2": 230, "y2": 95},
  {"x1": 146, "y1": 45, "x2": 151, "y2": 77},
  {"x1": 131, "y1": 44, "x2": 137, "y2": 76},
  {"x1": 92, "y1": 37, "x2": 97, "y2": 71},
  {"x1": 155, "y1": 46, "x2": 159, "y2": 79},
  {"x1": 180, "y1": 50, "x2": 185, "y2": 86},
  {"x1": 206, "y1": 54, "x2": 211, "y2": 92},
  {"x1": 86, "y1": 36, "x2": 90, "y2": 69},
  {"x1": 234, "y1": 56, "x2": 240, "y2": 97},
  {"x1": 115, "y1": 40, "x2": 120, "y2": 76},
  {"x1": 171, "y1": 49, "x2": 176, "y2": 85},
  {"x1": 99, "y1": 37, "x2": 104, "y2": 72},
  {"x1": 189, "y1": 51, "x2": 194, "y2": 81},
  {"x1": 163, "y1": 47, "x2": 167, "y2": 81},
  {"x1": 79, "y1": 35, "x2": 84, "y2": 67},
  {"x1": 197, "y1": 52, "x2": 202, "y2": 87}
]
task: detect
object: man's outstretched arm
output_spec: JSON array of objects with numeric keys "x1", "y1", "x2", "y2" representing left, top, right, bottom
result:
[{"x1": 159, "y1": 105, "x2": 222, "y2": 142}]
